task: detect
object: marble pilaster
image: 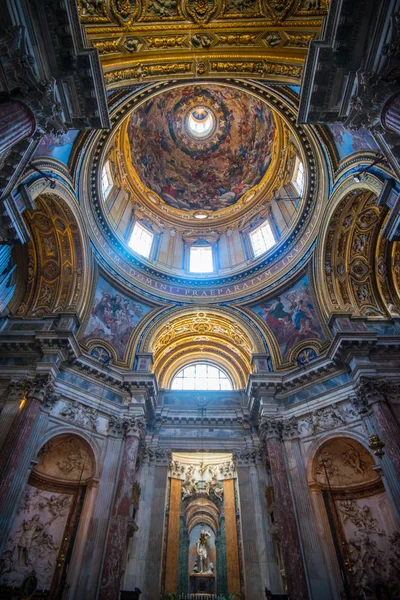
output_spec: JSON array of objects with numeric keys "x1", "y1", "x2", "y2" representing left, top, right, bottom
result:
[
  {"x1": 77, "y1": 435, "x2": 123, "y2": 600},
  {"x1": 283, "y1": 426, "x2": 335, "y2": 599},
  {"x1": 143, "y1": 464, "x2": 169, "y2": 600},
  {"x1": 261, "y1": 418, "x2": 309, "y2": 600},
  {"x1": 99, "y1": 415, "x2": 146, "y2": 600},
  {"x1": 236, "y1": 464, "x2": 281, "y2": 597}
]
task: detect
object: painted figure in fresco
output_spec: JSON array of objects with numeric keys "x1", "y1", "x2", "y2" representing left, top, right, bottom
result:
[
  {"x1": 128, "y1": 85, "x2": 276, "y2": 212},
  {"x1": 195, "y1": 530, "x2": 211, "y2": 573},
  {"x1": 254, "y1": 276, "x2": 324, "y2": 359},
  {"x1": 82, "y1": 277, "x2": 151, "y2": 360}
]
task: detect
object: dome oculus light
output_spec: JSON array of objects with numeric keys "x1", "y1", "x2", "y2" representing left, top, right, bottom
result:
[{"x1": 187, "y1": 106, "x2": 215, "y2": 138}]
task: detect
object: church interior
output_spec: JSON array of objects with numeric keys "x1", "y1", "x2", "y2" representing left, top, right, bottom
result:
[{"x1": 1, "y1": 0, "x2": 400, "y2": 598}]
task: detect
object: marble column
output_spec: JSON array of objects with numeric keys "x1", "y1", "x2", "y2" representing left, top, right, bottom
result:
[
  {"x1": 0, "y1": 100, "x2": 35, "y2": 154},
  {"x1": 0, "y1": 375, "x2": 55, "y2": 512},
  {"x1": 382, "y1": 93, "x2": 400, "y2": 136},
  {"x1": 261, "y1": 418, "x2": 309, "y2": 600},
  {"x1": 358, "y1": 379, "x2": 400, "y2": 481},
  {"x1": 99, "y1": 414, "x2": 146, "y2": 600}
]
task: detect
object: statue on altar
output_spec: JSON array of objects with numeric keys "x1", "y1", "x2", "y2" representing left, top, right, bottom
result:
[{"x1": 194, "y1": 529, "x2": 213, "y2": 574}]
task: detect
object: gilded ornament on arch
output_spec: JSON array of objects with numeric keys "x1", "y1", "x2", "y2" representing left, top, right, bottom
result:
[
  {"x1": 191, "y1": 33, "x2": 213, "y2": 48},
  {"x1": 143, "y1": 0, "x2": 180, "y2": 19},
  {"x1": 263, "y1": 31, "x2": 282, "y2": 47},
  {"x1": 105, "y1": 61, "x2": 192, "y2": 83},
  {"x1": 217, "y1": 33, "x2": 258, "y2": 46},
  {"x1": 223, "y1": 0, "x2": 261, "y2": 16},
  {"x1": 110, "y1": 0, "x2": 140, "y2": 25},
  {"x1": 284, "y1": 32, "x2": 315, "y2": 47},
  {"x1": 265, "y1": 0, "x2": 296, "y2": 21},
  {"x1": 185, "y1": 0, "x2": 221, "y2": 24},
  {"x1": 145, "y1": 34, "x2": 187, "y2": 49}
]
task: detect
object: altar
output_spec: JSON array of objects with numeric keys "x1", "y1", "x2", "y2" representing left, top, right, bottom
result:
[{"x1": 190, "y1": 572, "x2": 215, "y2": 595}]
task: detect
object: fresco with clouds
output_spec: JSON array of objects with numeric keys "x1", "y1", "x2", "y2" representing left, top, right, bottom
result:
[
  {"x1": 251, "y1": 274, "x2": 325, "y2": 360},
  {"x1": 34, "y1": 130, "x2": 79, "y2": 164},
  {"x1": 82, "y1": 276, "x2": 152, "y2": 360},
  {"x1": 328, "y1": 124, "x2": 379, "y2": 160}
]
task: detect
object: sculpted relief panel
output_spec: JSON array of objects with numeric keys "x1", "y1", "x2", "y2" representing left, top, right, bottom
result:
[
  {"x1": 35, "y1": 435, "x2": 93, "y2": 482},
  {"x1": 0, "y1": 485, "x2": 73, "y2": 591},
  {"x1": 313, "y1": 438, "x2": 376, "y2": 488},
  {"x1": 337, "y1": 495, "x2": 400, "y2": 598}
]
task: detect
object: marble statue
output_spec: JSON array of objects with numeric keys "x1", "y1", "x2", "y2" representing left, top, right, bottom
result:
[{"x1": 194, "y1": 530, "x2": 211, "y2": 573}]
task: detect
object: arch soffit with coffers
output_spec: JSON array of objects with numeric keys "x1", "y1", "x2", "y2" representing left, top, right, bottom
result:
[
  {"x1": 77, "y1": 0, "x2": 328, "y2": 89},
  {"x1": 315, "y1": 173, "x2": 400, "y2": 321},
  {"x1": 138, "y1": 304, "x2": 264, "y2": 387},
  {"x1": 14, "y1": 181, "x2": 93, "y2": 320},
  {"x1": 138, "y1": 304, "x2": 266, "y2": 354},
  {"x1": 79, "y1": 79, "x2": 331, "y2": 304}
]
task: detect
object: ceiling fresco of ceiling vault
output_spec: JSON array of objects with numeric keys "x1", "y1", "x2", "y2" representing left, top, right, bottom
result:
[{"x1": 127, "y1": 84, "x2": 276, "y2": 212}]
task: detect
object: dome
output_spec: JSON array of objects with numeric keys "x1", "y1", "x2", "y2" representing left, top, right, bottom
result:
[{"x1": 127, "y1": 84, "x2": 276, "y2": 213}]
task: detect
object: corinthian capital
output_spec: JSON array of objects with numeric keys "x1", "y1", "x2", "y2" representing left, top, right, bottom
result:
[
  {"x1": 108, "y1": 414, "x2": 146, "y2": 438},
  {"x1": 259, "y1": 417, "x2": 282, "y2": 441},
  {"x1": 356, "y1": 377, "x2": 387, "y2": 406}
]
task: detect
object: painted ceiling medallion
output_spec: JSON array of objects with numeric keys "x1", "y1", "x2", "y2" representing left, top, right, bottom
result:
[
  {"x1": 185, "y1": 0, "x2": 221, "y2": 23},
  {"x1": 127, "y1": 84, "x2": 276, "y2": 212}
]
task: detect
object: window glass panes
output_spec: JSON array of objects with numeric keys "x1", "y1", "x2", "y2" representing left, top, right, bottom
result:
[
  {"x1": 250, "y1": 221, "x2": 275, "y2": 257},
  {"x1": 128, "y1": 222, "x2": 153, "y2": 258},
  {"x1": 102, "y1": 162, "x2": 113, "y2": 198},
  {"x1": 189, "y1": 246, "x2": 213, "y2": 273},
  {"x1": 171, "y1": 363, "x2": 232, "y2": 390},
  {"x1": 293, "y1": 157, "x2": 305, "y2": 194}
]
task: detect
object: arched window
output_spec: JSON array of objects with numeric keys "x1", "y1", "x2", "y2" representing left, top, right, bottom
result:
[{"x1": 171, "y1": 363, "x2": 233, "y2": 391}]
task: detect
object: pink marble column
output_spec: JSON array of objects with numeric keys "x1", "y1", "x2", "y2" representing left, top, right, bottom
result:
[
  {"x1": 382, "y1": 93, "x2": 400, "y2": 136},
  {"x1": 0, "y1": 376, "x2": 54, "y2": 511},
  {"x1": 0, "y1": 101, "x2": 35, "y2": 154},
  {"x1": 262, "y1": 419, "x2": 309, "y2": 599},
  {"x1": 370, "y1": 397, "x2": 400, "y2": 480},
  {"x1": 99, "y1": 415, "x2": 145, "y2": 600},
  {"x1": 358, "y1": 379, "x2": 400, "y2": 481}
]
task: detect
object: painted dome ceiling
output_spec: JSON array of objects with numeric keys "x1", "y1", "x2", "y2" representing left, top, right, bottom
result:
[{"x1": 127, "y1": 84, "x2": 276, "y2": 212}]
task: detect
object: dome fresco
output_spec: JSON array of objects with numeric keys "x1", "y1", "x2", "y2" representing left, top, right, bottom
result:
[{"x1": 127, "y1": 84, "x2": 276, "y2": 212}]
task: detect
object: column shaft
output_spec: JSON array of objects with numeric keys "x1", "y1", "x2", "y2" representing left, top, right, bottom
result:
[
  {"x1": 371, "y1": 400, "x2": 400, "y2": 480},
  {"x1": 99, "y1": 434, "x2": 140, "y2": 600},
  {"x1": 0, "y1": 395, "x2": 41, "y2": 511},
  {"x1": 0, "y1": 101, "x2": 35, "y2": 154},
  {"x1": 266, "y1": 436, "x2": 309, "y2": 599},
  {"x1": 382, "y1": 94, "x2": 400, "y2": 135}
]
